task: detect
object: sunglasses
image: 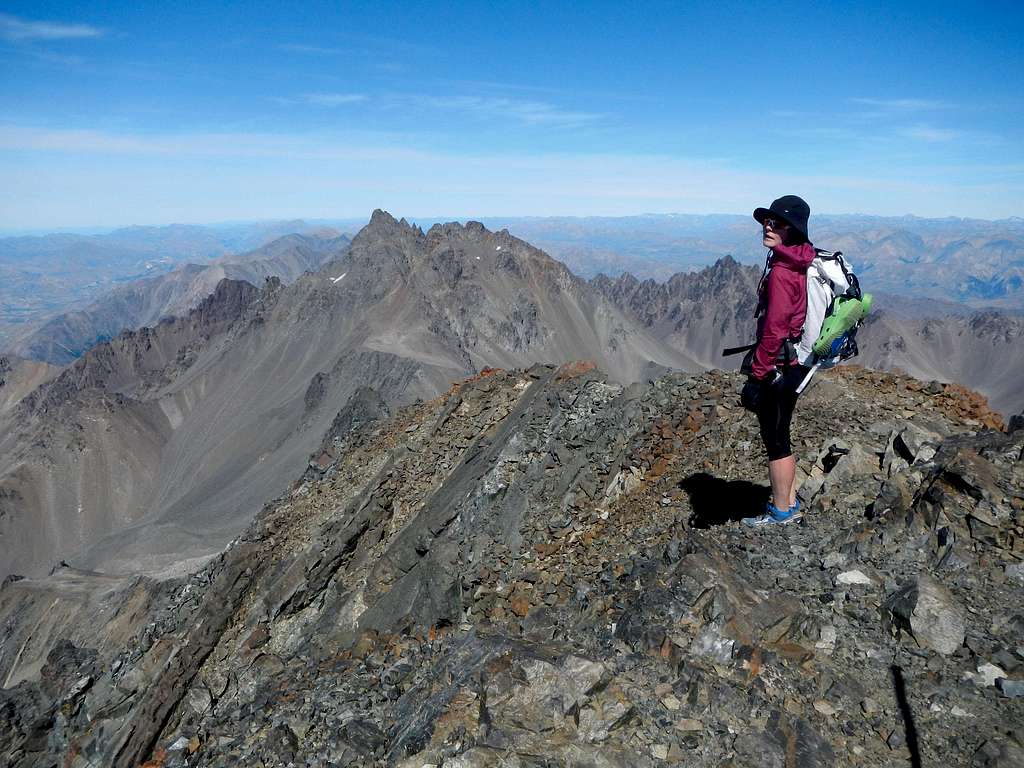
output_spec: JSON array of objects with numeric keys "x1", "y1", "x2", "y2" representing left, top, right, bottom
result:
[{"x1": 763, "y1": 218, "x2": 790, "y2": 230}]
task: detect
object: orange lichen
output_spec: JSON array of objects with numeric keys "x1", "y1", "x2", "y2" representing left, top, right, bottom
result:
[{"x1": 554, "y1": 360, "x2": 597, "y2": 380}]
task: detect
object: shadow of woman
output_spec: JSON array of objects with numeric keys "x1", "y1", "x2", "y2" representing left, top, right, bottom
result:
[{"x1": 680, "y1": 472, "x2": 768, "y2": 528}]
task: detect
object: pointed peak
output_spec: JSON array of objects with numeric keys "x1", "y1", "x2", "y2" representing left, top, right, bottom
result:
[
  {"x1": 369, "y1": 209, "x2": 398, "y2": 227},
  {"x1": 706, "y1": 254, "x2": 744, "y2": 275},
  {"x1": 354, "y1": 209, "x2": 424, "y2": 245}
]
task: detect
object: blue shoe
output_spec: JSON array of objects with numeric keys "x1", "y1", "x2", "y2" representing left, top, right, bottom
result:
[{"x1": 742, "y1": 501, "x2": 803, "y2": 527}]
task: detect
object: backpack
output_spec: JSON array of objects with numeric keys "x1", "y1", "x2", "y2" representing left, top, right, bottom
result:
[
  {"x1": 797, "y1": 249, "x2": 867, "y2": 365},
  {"x1": 724, "y1": 249, "x2": 872, "y2": 391}
]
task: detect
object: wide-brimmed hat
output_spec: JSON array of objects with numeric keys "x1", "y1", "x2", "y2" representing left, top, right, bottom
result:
[{"x1": 753, "y1": 195, "x2": 810, "y2": 241}]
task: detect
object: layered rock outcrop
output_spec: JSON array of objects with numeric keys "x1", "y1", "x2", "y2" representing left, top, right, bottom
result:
[{"x1": 1, "y1": 365, "x2": 1020, "y2": 766}]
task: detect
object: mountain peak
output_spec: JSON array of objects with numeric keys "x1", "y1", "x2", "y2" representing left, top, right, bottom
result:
[
  {"x1": 425, "y1": 219, "x2": 491, "y2": 243},
  {"x1": 368, "y1": 208, "x2": 398, "y2": 228},
  {"x1": 354, "y1": 209, "x2": 425, "y2": 246}
]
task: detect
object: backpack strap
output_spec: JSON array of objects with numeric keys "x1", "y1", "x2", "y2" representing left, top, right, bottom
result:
[
  {"x1": 754, "y1": 248, "x2": 772, "y2": 318},
  {"x1": 722, "y1": 343, "x2": 756, "y2": 356},
  {"x1": 812, "y1": 249, "x2": 862, "y2": 300}
]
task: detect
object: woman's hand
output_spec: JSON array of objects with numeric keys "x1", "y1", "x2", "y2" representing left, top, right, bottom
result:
[
  {"x1": 740, "y1": 371, "x2": 782, "y2": 412},
  {"x1": 740, "y1": 378, "x2": 762, "y2": 412}
]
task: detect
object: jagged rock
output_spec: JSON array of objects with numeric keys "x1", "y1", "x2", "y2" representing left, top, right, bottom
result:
[
  {"x1": 836, "y1": 569, "x2": 876, "y2": 586},
  {"x1": 885, "y1": 573, "x2": 967, "y2": 655},
  {"x1": 1, "y1": 365, "x2": 1021, "y2": 768},
  {"x1": 971, "y1": 739, "x2": 1024, "y2": 767},
  {"x1": 966, "y1": 662, "x2": 1007, "y2": 687},
  {"x1": 799, "y1": 439, "x2": 879, "y2": 506},
  {"x1": 996, "y1": 678, "x2": 1024, "y2": 698}
]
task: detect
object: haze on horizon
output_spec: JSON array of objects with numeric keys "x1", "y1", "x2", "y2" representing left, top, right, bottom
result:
[{"x1": 1, "y1": 0, "x2": 1022, "y2": 229}]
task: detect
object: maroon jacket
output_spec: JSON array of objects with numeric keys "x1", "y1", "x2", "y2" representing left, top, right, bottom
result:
[{"x1": 751, "y1": 242, "x2": 816, "y2": 380}]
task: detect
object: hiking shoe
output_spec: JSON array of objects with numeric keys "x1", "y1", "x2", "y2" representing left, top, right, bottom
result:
[{"x1": 742, "y1": 502, "x2": 803, "y2": 527}]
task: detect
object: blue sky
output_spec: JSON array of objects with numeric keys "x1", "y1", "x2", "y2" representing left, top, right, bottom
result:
[{"x1": 1, "y1": 0, "x2": 1022, "y2": 228}]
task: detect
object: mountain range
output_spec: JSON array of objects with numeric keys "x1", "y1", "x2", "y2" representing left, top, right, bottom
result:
[
  {"x1": 0, "y1": 212, "x2": 694, "y2": 579},
  {"x1": 4, "y1": 214, "x2": 1022, "y2": 361},
  {"x1": 0, "y1": 220, "x2": 352, "y2": 351},
  {"x1": 1, "y1": 211, "x2": 1022, "y2": 584},
  {"x1": 485, "y1": 214, "x2": 1024, "y2": 308},
  {"x1": 6, "y1": 231, "x2": 349, "y2": 365},
  {"x1": 1, "y1": 211, "x2": 1022, "y2": 767}
]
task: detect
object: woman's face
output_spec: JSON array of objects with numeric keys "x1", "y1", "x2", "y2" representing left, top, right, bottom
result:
[{"x1": 762, "y1": 218, "x2": 790, "y2": 249}]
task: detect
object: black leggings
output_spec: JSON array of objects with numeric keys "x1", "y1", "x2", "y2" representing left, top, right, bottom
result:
[{"x1": 757, "y1": 364, "x2": 810, "y2": 461}]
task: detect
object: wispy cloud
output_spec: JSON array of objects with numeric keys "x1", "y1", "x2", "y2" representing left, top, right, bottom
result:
[
  {"x1": 0, "y1": 125, "x2": 428, "y2": 160},
  {"x1": 2, "y1": 124, "x2": 1022, "y2": 224},
  {"x1": 897, "y1": 125, "x2": 963, "y2": 143},
  {"x1": 277, "y1": 34, "x2": 435, "y2": 58},
  {"x1": 291, "y1": 92, "x2": 368, "y2": 106},
  {"x1": 277, "y1": 43, "x2": 346, "y2": 56},
  {"x1": 271, "y1": 91, "x2": 602, "y2": 127},
  {"x1": 0, "y1": 12, "x2": 104, "y2": 41},
  {"x1": 411, "y1": 95, "x2": 602, "y2": 127},
  {"x1": 849, "y1": 97, "x2": 952, "y2": 112},
  {"x1": 436, "y1": 78, "x2": 563, "y2": 95},
  {"x1": 19, "y1": 48, "x2": 85, "y2": 65}
]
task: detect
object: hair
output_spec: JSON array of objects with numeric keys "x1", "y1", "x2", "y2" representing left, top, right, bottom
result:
[{"x1": 783, "y1": 226, "x2": 808, "y2": 246}]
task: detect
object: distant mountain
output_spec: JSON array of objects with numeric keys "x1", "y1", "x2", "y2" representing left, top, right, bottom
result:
[
  {"x1": 3, "y1": 211, "x2": 1022, "y2": 581},
  {"x1": 0, "y1": 211, "x2": 694, "y2": 579},
  {"x1": 590, "y1": 257, "x2": 1024, "y2": 416},
  {"x1": 0, "y1": 220, "x2": 348, "y2": 348},
  {"x1": 0, "y1": 355, "x2": 59, "y2": 415},
  {"x1": 6, "y1": 231, "x2": 349, "y2": 365},
  {"x1": 5, "y1": 214, "x2": 1021, "y2": 358},
  {"x1": 488, "y1": 214, "x2": 1024, "y2": 308},
  {"x1": 590, "y1": 255, "x2": 760, "y2": 369},
  {"x1": 857, "y1": 310, "x2": 1024, "y2": 416}
]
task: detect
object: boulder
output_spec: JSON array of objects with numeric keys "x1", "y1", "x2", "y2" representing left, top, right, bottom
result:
[{"x1": 885, "y1": 573, "x2": 966, "y2": 655}]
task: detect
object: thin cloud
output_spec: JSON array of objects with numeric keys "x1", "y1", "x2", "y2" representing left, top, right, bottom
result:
[
  {"x1": 22, "y1": 48, "x2": 84, "y2": 65},
  {"x1": 0, "y1": 12, "x2": 104, "y2": 41},
  {"x1": 297, "y1": 92, "x2": 367, "y2": 106},
  {"x1": 413, "y1": 95, "x2": 602, "y2": 127},
  {"x1": 3, "y1": 125, "x2": 1022, "y2": 223},
  {"x1": 437, "y1": 78, "x2": 563, "y2": 95},
  {"x1": 849, "y1": 97, "x2": 952, "y2": 112},
  {"x1": 272, "y1": 91, "x2": 602, "y2": 126},
  {"x1": 277, "y1": 43, "x2": 346, "y2": 56},
  {"x1": 0, "y1": 125, "x2": 428, "y2": 160},
  {"x1": 898, "y1": 125, "x2": 963, "y2": 143},
  {"x1": 271, "y1": 93, "x2": 367, "y2": 107},
  {"x1": 277, "y1": 34, "x2": 435, "y2": 58}
]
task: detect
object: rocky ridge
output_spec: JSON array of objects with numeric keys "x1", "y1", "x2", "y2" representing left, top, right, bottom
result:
[
  {"x1": 860, "y1": 310, "x2": 1024, "y2": 416},
  {"x1": 590, "y1": 255, "x2": 760, "y2": 368},
  {"x1": 1, "y1": 364, "x2": 1021, "y2": 767},
  {"x1": 0, "y1": 355, "x2": 59, "y2": 416},
  {"x1": 588, "y1": 255, "x2": 1024, "y2": 416},
  {"x1": 0, "y1": 211, "x2": 696, "y2": 579},
  {"x1": 7, "y1": 231, "x2": 349, "y2": 366}
]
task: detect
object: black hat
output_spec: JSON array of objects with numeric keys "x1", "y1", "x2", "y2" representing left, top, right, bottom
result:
[{"x1": 753, "y1": 195, "x2": 810, "y2": 242}]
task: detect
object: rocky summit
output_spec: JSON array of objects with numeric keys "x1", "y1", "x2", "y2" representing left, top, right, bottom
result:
[{"x1": 1, "y1": 362, "x2": 1021, "y2": 767}]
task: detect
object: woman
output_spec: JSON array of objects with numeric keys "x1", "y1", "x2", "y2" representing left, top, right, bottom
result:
[{"x1": 740, "y1": 195, "x2": 815, "y2": 526}]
